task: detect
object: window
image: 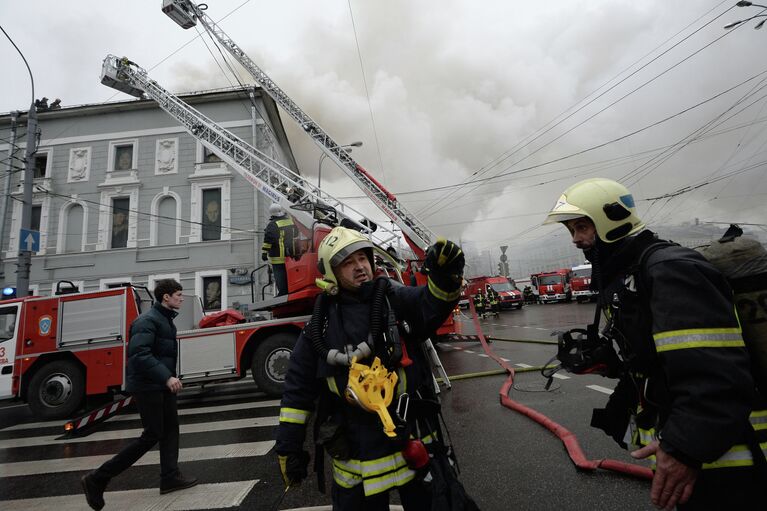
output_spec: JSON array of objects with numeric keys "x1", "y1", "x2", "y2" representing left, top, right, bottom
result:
[
  {"x1": 195, "y1": 270, "x2": 227, "y2": 313},
  {"x1": 31, "y1": 205, "x2": 41, "y2": 232},
  {"x1": 33, "y1": 154, "x2": 48, "y2": 179},
  {"x1": 114, "y1": 144, "x2": 134, "y2": 170},
  {"x1": 0, "y1": 307, "x2": 18, "y2": 342},
  {"x1": 201, "y1": 275, "x2": 222, "y2": 312},
  {"x1": 111, "y1": 198, "x2": 130, "y2": 249},
  {"x1": 203, "y1": 147, "x2": 222, "y2": 163},
  {"x1": 100, "y1": 277, "x2": 132, "y2": 290},
  {"x1": 201, "y1": 188, "x2": 221, "y2": 241}
]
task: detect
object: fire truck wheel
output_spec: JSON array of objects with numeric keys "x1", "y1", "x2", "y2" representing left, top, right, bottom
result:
[
  {"x1": 251, "y1": 332, "x2": 296, "y2": 396},
  {"x1": 27, "y1": 360, "x2": 85, "y2": 419}
]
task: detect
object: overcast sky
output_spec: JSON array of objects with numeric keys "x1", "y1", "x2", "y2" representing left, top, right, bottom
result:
[{"x1": 2, "y1": 0, "x2": 766, "y2": 261}]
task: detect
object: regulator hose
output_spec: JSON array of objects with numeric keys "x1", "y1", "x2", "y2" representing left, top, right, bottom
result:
[{"x1": 309, "y1": 277, "x2": 390, "y2": 366}]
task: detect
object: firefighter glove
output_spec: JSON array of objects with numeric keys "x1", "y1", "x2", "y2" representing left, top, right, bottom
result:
[
  {"x1": 261, "y1": 252, "x2": 268, "y2": 262},
  {"x1": 423, "y1": 238, "x2": 464, "y2": 301},
  {"x1": 278, "y1": 451, "x2": 310, "y2": 487}
]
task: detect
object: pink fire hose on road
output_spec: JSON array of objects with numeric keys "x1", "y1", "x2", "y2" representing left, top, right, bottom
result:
[{"x1": 466, "y1": 301, "x2": 653, "y2": 480}]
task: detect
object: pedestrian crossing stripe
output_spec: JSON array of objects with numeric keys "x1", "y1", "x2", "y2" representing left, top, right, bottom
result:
[
  {"x1": 0, "y1": 441, "x2": 275, "y2": 477},
  {"x1": 2, "y1": 480, "x2": 258, "y2": 510},
  {"x1": 0, "y1": 416, "x2": 278, "y2": 450},
  {"x1": 1, "y1": 399, "x2": 281, "y2": 432}
]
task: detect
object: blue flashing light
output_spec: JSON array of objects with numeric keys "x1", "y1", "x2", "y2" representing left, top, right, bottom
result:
[{"x1": 2, "y1": 287, "x2": 17, "y2": 298}]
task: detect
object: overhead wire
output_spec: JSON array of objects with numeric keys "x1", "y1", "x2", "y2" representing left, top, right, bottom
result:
[{"x1": 414, "y1": 1, "x2": 734, "y2": 219}]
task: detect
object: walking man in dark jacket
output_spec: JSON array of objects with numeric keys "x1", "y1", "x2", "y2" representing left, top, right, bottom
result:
[
  {"x1": 544, "y1": 178, "x2": 766, "y2": 510},
  {"x1": 81, "y1": 279, "x2": 197, "y2": 510}
]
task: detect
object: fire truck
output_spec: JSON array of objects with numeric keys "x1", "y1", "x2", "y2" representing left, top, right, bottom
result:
[
  {"x1": 530, "y1": 268, "x2": 572, "y2": 304},
  {"x1": 463, "y1": 276, "x2": 523, "y2": 310},
  {"x1": 0, "y1": 283, "x2": 307, "y2": 419},
  {"x1": 570, "y1": 263, "x2": 596, "y2": 303}
]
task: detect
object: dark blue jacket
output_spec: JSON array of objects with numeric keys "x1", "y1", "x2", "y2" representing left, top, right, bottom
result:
[
  {"x1": 276, "y1": 279, "x2": 456, "y2": 458},
  {"x1": 125, "y1": 302, "x2": 178, "y2": 393}
]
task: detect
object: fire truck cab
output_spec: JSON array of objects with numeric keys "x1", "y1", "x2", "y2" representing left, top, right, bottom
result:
[
  {"x1": 531, "y1": 268, "x2": 572, "y2": 304},
  {"x1": 570, "y1": 263, "x2": 596, "y2": 303},
  {"x1": 0, "y1": 284, "x2": 306, "y2": 419},
  {"x1": 463, "y1": 276, "x2": 523, "y2": 310}
]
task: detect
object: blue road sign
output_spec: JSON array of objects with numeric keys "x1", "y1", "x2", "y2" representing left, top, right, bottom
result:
[{"x1": 20, "y1": 229, "x2": 40, "y2": 253}]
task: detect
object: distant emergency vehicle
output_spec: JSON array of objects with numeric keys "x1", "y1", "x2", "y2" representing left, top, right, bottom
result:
[
  {"x1": 570, "y1": 263, "x2": 597, "y2": 303},
  {"x1": 462, "y1": 276, "x2": 523, "y2": 309},
  {"x1": 531, "y1": 269, "x2": 572, "y2": 303}
]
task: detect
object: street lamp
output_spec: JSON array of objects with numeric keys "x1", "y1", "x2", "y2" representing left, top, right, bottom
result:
[
  {"x1": 318, "y1": 141, "x2": 362, "y2": 189},
  {"x1": 725, "y1": 1, "x2": 767, "y2": 30}
]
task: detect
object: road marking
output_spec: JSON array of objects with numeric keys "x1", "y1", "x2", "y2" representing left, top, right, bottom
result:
[
  {"x1": 586, "y1": 385, "x2": 614, "y2": 395},
  {"x1": 1, "y1": 480, "x2": 257, "y2": 510},
  {"x1": 551, "y1": 373, "x2": 570, "y2": 380},
  {"x1": 463, "y1": 350, "x2": 475, "y2": 354},
  {"x1": 500, "y1": 357, "x2": 510, "y2": 362},
  {"x1": 477, "y1": 354, "x2": 489, "y2": 358},
  {"x1": 1, "y1": 399, "x2": 280, "y2": 432},
  {"x1": 0, "y1": 441, "x2": 275, "y2": 477},
  {"x1": 0, "y1": 416, "x2": 278, "y2": 450}
]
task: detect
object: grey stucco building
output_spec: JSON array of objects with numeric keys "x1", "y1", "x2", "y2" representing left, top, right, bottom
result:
[{"x1": 0, "y1": 86, "x2": 298, "y2": 312}]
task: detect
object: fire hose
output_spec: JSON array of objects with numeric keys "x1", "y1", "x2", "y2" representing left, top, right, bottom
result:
[{"x1": 466, "y1": 300, "x2": 653, "y2": 480}]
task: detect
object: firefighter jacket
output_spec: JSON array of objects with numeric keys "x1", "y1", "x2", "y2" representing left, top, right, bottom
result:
[
  {"x1": 276, "y1": 279, "x2": 456, "y2": 497},
  {"x1": 125, "y1": 302, "x2": 178, "y2": 393},
  {"x1": 261, "y1": 214, "x2": 298, "y2": 264},
  {"x1": 592, "y1": 230, "x2": 766, "y2": 471}
]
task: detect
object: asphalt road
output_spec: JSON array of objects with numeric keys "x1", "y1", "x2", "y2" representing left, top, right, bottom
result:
[{"x1": 0, "y1": 302, "x2": 655, "y2": 510}]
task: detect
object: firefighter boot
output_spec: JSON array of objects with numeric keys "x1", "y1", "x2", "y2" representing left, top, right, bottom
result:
[{"x1": 81, "y1": 472, "x2": 108, "y2": 510}]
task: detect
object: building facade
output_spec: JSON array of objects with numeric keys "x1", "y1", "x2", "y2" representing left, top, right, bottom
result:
[{"x1": 0, "y1": 86, "x2": 299, "y2": 312}]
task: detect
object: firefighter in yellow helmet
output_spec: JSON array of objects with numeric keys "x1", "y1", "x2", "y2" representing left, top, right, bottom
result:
[
  {"x1": 545, "y1": 178, "x2": 765, "y2": 510},
  {"x1": 276, "y1": 226, "x2": 478, "y2": 510}
]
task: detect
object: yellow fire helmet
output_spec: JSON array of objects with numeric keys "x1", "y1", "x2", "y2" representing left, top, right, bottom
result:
[
  {"x1": 543, "y1": 177, "x2": 645, "y2": 243},
  {"x1": 316, "y1": 226, "x2": 375, "y2": 294},
  {"x1": 345, "y1": 356, "x2": 399, "y2": 438}
]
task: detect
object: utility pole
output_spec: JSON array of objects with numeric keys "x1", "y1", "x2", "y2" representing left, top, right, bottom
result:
[
  {"x1": 0, "y1": 112, "x2": 19, "y2": 282},
  {"x1": 16, "y1": 105, "x2": 39, "y2": 297}
]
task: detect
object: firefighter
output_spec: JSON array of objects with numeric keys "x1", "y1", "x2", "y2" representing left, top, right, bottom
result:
[
  {"x1": 486, "y1": 285, "x2": 500, "y2": 317},
  {"x1": 261, "y1": 203, "x2": 298, "y2": 296},
  {"x1": 275, "y1": 227, "x2": 466, "y2": 510},
  {"x1": 544, "y1": 177, "x2": 766, "y2": 510},
  {"x1": 472, "y1": 291, "x2": 486, "y2": 318}
]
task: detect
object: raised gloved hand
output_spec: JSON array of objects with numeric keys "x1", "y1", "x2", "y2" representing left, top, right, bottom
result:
[
  {"x1": 278, "y1": 451, "x2": 310, "y2": 487},
  {"x1": 261, "y1": 252, "x2": 268, "y2": 262},
  {"x1": 422, "y1": 238, "x2": 464, "y2": 301}
]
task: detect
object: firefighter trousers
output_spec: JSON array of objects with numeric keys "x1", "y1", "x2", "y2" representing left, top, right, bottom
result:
[
  {"x1": 330, "y1": 479, "x2": 430, "y2": 511},
  {"x1": 272, "y1": 263, "x2": 288, "y2": 297},
  {"x1": 94, "y1": 391, "x2": 180, "y2": 482}
]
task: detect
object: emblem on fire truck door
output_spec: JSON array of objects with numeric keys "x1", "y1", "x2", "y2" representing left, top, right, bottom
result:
[{"x1": 39, "y1": 315, "x2": 52, "y2": 336}]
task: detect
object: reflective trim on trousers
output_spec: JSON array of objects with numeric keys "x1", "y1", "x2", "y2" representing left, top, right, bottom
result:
[
  {"x1": 331, "y1": 450, "x2": 418, "y2": 496},
  {"x1": 751, "y1": 410, "x2": 767, "y2": 431},
  {"x1": 279, "y1": 407, "x2": 310, "y2": 424},
  {"x1": 653, "y1": 328, "x2": 744, "y2": 353}
]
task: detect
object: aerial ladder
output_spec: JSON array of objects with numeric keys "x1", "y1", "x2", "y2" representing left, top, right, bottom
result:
[
  {"x1": 100, "y1": 56, "x2": 451, "y2": 389},
  {"x1": 160, "y1": 0, "x2": 434, "y2": 257}
]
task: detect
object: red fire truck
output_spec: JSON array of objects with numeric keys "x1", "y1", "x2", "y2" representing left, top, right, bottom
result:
[
  {"x1": 462, "y1": 276, "x2": 524, "y2": 310},
  {"x1": 531, "y1": 268, "x2": 572, "y2": 304},
  {"x1": 570, "y1": 263, "x2": 596, "y2": 303},
  {"x1": 0, "y1": 283, "x2": 307, "y2": 419}
]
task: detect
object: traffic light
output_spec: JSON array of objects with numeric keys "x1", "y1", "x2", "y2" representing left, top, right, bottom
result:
[
  {"x1": 2, "y1": 287, "x2": 16, "y2": 299},
  {"x1": 497, "y1": 262, "x2": 503, "y2": 275}
]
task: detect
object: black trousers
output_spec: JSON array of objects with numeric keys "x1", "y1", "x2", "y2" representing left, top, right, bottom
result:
[
  {"x1": 94, "y1": 391, "x2": 180, "y2": 482},
  {"x1": 677, "y1": 466, "x2": 766, "y2": 510},
  {"x1": 331, "y1": 479, "x2": 431, "y2": 511},
  {"x1": 272, "y1": 263, "x2": 288, "y2": 296}
]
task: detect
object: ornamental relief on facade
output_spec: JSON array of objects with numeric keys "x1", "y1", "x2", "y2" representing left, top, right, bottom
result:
[
  {"x1": 156, "y1": 138, "x2": 178, "y2": 174},
  {"x1": 68, "y1": 147, "x2": 91, "y2": 182}
]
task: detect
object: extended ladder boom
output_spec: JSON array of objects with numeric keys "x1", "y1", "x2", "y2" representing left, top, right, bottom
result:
[
  {"x1": 162, "y1": 0, "x2": 435, "y2": 253},
  {"x1": 100, "y1": 55, "x2": 388, "y2": 238}
]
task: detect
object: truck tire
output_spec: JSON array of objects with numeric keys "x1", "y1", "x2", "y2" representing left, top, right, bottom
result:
[
  {"x1": 27, "y1": 360, "x2": 85, "y2": 419},
  {"x1": 251, "y1": 332, "x2": 297, "y2": 397}
]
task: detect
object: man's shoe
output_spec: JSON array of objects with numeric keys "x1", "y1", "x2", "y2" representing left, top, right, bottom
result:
[
  {"x1": 160, "y1": 473, "x2": 198, "y2": 495},
  {"x1": 81, "y1": 472, "x2": 106, "y2": 510}
]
